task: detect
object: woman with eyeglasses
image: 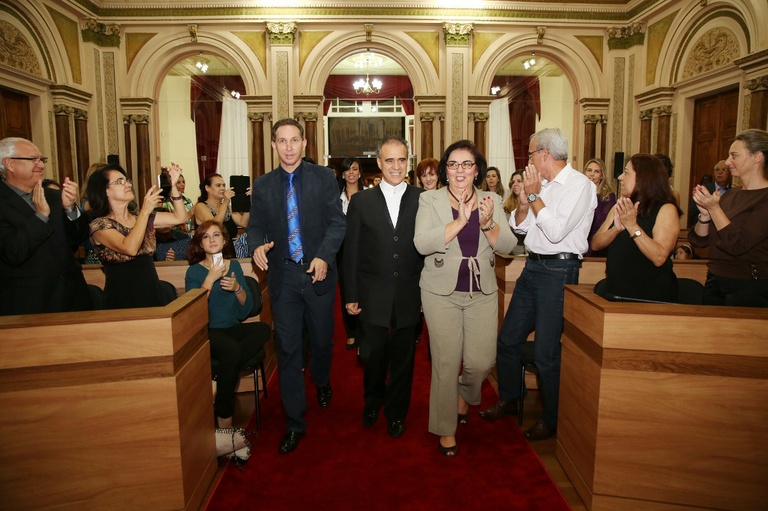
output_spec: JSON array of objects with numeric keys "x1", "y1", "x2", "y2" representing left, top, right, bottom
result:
[
  {"x1": 414, "y1": 140, "x2": 516, "y2": 457},
  {"x1": 87, "y1": 163, "x2": 187, "y2": 309}
]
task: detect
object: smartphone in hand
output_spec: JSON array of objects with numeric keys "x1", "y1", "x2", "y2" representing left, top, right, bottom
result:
[
  {"x1": 212, "y1": 252, "x2": 223, "y2": 267},
  {"x1": 158, "y1": 169, "x2": 172, "y2": 201}
]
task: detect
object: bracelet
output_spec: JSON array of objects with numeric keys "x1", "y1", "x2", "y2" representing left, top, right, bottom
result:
[
  {"x1": 481, "y1": 220, "x2": 496, "y2": 232},
  {"x1": 234, "y1": 286, "x2": 244, "y2": 295},
  {"x1": 170, "y1": 195, "x2": 183, "y2": 201},
  {"x1": 697, "y1": 214, "x2": 712, "y2": 224}
]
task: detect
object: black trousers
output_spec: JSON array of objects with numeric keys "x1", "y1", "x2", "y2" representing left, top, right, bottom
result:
[
  {"x1": 361, "y1": 320, "x2": 417, "y2": 423},
  {"x1": 210, "y1": 322, "x2": 270, "y2": 419}
]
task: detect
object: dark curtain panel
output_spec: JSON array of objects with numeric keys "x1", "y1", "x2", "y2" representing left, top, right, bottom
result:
[
  {"x1": 323, "y1": 75, "x2": 414, "y2": 115},
  {"x1": 191, "y1": 75, "x2": 245, "y2": 182},
  {"x1": 492, "y1": 76, "x2": 540, "y2": 172}
]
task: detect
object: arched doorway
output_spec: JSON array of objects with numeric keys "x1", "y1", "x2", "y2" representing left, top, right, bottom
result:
[
  {"x1": 490, "y1": 53, "x2": 574, "y2": 174},
  {"x1": 323, "y1": 51, "x2": 414, "y2": 184}
]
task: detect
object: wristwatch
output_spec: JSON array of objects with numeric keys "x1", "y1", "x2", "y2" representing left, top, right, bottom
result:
[
  {"x1": 481, "y1": 220, "x2": 496, "y2": 232},
  {"x1": 527, "y1": 193, "x2": 539, "y2": 203},
  {"x1": 629, "y1": 229, "x2": 642, "y2": 239}
]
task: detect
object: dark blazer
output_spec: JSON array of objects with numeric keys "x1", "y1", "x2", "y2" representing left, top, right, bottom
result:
[
  {"x1": 0, "y1": 180, "x2": 91, "y2": 315},
  {"x1": 343, "y1": 184, "x2": 424, "y2": 328},
  {"x1": 246, "y1": 162, "x2": 346, "y2": 299}
]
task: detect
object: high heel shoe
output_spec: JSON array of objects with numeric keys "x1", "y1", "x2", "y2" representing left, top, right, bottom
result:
[
  {"x1": 345, "y1": 338, "x2": 356, "y2": 350},
  {"x1": 438, "y1": 440, "x2": 458, "y2": 457},
  {"x1": 457, "y1": 413, "x2": 469, "y2": 425},
  {"x1": 216, "y1": 427, "x2": 257, "y2": 471}
]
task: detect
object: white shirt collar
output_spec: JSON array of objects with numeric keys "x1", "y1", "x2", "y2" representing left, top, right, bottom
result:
[{"x1": 379, "y1": 179, "x2": 407, "y2": 195}]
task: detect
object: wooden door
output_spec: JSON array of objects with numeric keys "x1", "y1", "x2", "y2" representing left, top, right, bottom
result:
[
  {"x1": 0, "y1": 87, "x2": 32, "y2": 140},
  {"x1": 688, "y1": 88, "x2": 738, "y2": 226}
]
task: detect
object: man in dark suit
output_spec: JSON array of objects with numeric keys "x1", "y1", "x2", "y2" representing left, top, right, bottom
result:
[
  {"x1": 0, "y1": 137, "x2": 91, "y2": 316},
  {"x1": 690, "y1": 160, "x2": 732, "y2": 222},
  {"x1": 247, "y1": 119, "x2": 346, "y2": 454},
  {"x1": 344, "y1": 137, "x2": 424, "y2": 438}
]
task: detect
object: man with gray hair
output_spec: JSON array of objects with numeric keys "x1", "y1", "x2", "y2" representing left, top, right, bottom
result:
[
  {"x1": 479, "y1": 128, "x2": 596, "y2": 440},
  {"x1": 0, "y1": 137, "x2": 91, "y2": 315}
]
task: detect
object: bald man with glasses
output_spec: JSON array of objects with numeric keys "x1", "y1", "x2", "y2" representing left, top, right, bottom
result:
[{"x1": 0, "y1": 137, "x2": 92, "y2": 315}]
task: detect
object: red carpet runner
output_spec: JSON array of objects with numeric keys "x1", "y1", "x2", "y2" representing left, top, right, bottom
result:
[{"x1": 205, "y1": 292, "x2": 572, "y2": 511}]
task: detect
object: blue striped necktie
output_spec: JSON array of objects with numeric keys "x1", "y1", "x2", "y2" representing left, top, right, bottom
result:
[{"x1": 286, "y1": 173, "x2": 304, "y2": 263}]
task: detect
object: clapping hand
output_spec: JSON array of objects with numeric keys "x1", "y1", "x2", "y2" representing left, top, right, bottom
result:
[
  {"x1": 615, "y1": 197, "x2": 638, "y2": 230},
  {"x1": 32, "y1": 180, "x2": 50, "y2": 216},
  {"x1": 479, "y1": 196, "x2": 494, "y2": 227},
  {"x1": 691, "y1": 185, "x2": 720, "y2": 215}
]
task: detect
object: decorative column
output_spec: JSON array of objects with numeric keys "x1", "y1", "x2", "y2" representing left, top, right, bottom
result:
[
  {"x1": 639, "y1": 109, "x2": 654, "y2": 153},
  {"x1": 472, "y1": 113, "x2": 488, "y2": 156},
  {"x1": 132, "y1": 115, "x2": 151, "y2": 198},
  {"x1": 266, "y1": 22, "x2": 297, "y2": 122},
  {"x1": 654, "y1": 105, "x2": 672, "y2": 156},
  {"x1": 443, "y1": 22, "x2": 473, "y2": 142},
  {"x1": 438, "y1": 114, "x2": 446, "y2": 157},
  {"x1": 583, "y1": 114, "x2": 599, "y2": 161},
  {"x1": 73, "y1": 108, "x2": 90, "y2": 185},
  {"x1": 53, "y1": 104, "x2": 74, "y2": 182},
  {"x1": 303, "y1": 112, "x2": 319, "y2": 163},
  {"x1": 123, "y1": 115, "x2": 133, "y2": 181},
  {"x1": 419, "y1": 112, "x2": 435, "y2": 160},
  {"x1": 745, "y1": 75, "x2": 768, "y2": 130},
  {"x1": 600, "y1": 115, "x2": 608, "y2": 162},
  {"x1": 248, "y1": 112, "x2": 266, "y2": 177}
]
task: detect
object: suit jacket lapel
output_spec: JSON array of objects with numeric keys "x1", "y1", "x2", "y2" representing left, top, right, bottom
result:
[
  {"x1": 435, "y1": 187, "x2": 455, "y2": 228},
  {"x1": 373, "y1": 186, "x2": 395, "y2": 232},
  {"x1": 0, "y1": 180, "x2": 36, "y2": 217}
]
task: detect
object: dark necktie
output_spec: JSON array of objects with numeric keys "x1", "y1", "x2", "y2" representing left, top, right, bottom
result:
[{"x1": 286, "y1": 173, "x2": 304, "y2": 263}]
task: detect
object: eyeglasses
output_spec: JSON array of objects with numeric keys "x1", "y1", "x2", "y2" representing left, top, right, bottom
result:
[
  {"x1": 528, "y1": 149, "x2": 544, "y2": 159},
  {"x1": 108, "y1": 177, "x2": 132, "y2": 186},
  {"x1": 446, "y1": 161, "x2": 476, "y2": 170},
  {"x1": 9, "y1": 156, "x2": 48, "y2": 164}
]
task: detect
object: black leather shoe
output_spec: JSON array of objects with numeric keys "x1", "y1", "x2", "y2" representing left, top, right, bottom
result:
[
  {"x1": 362, "y1": 407, "x2": 380, "y2": 427},
  {"x1": 523, "y1": 420, "x2": 556, "y2": 441},
  {"x1": 317, "y1": 383, "x2": 332, "y2": 408},
  {"x1": 278, "y1": 430, "x2": 305, "y2": 454},
  {"x1": 387, "y1": 420, "x2": 405, "y2": 438},
  {"x1": 478, "y1": 400, "x2": 519, "y2": 420}
]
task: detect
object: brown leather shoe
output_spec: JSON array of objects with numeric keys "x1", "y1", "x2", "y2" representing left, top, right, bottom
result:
[
  {"x1": 523, "y1": 420, "x2": 556, "y2": 441},
  {"x1": 478, "y1": 400, "x2": 519, "y2": 420}
]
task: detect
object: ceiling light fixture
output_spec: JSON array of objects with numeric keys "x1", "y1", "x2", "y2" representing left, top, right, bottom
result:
[
  {"x1": 353, "y1": 74, "x2": 383, "y2": 95},
  {"x1": 195, "y1": 53, "x2": 209, "y2": 74},
  {"x1": 523, "y1": 53, "x2": 537, "y2": 70}
]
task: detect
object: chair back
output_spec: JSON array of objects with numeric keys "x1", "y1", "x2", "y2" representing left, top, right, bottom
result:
[
  {"x1": 676, "y1": 278, "x2": 704, "y2": 305},
  {"x1": 243, "y1": 276, "x2": 263, "y2": 317},
  {"x1": 159, "y1": 280, "x2": 178, "y2": 306}
]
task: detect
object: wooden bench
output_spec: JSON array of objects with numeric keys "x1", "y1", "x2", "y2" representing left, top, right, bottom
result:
[
  {"x1": 0, "y1": 290, "x2": 216, "y2": 511},
  {"x1": 558, "y1": 284, "x2": 768, "y2": 511},
  {"x1": 81, "y1": 259, "x2": 276, "y2": 393}
]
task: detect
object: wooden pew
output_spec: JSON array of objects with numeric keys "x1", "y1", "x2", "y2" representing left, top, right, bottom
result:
[
  {"x1": 0, "y1": 290, "x2": 216, "y2": 511},
  {"x1": 557, "y1": 284, "x2": 768, "y2": 511},
  {"x1": 81, "y1": 260, "x2": 276, "y2": 393}
]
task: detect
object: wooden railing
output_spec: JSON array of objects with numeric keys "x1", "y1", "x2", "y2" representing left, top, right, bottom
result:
[
  {"x1": 557, "y1": 285, "x2": 768, "y2": 511},
  {"x1": 0, "y1": 290, "x2": 216, "y2": 511}
]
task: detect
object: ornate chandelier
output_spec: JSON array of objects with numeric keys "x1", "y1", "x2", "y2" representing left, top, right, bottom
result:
[
  {"x1": 353, "y1": 74, "x2": 383, "y2": 95},
  {"x1": 352, "y1": 51, "x2": 384, "y2": 95}
]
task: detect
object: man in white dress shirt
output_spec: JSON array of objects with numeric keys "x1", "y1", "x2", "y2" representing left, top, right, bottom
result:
[{"x1": 479, "y1": 128, "x2": 597, "y2": 440}]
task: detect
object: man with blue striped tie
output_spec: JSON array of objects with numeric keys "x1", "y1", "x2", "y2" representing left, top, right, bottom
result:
[{"x1": 247, "y1": 118, "x2": 346, "y2": 454}]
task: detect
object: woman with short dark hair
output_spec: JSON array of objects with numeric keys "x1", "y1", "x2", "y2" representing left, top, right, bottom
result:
[{"x1": 415, "y1": 139, "x2": 516, "y2": 456}]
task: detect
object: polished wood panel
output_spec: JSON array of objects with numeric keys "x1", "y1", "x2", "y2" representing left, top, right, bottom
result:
[
  {"x1": 0, "y1": 291, "x2": 217, "y2": 511},
  {"x1": 558, "y1": 285, "x2": 768, "y2": 511}
]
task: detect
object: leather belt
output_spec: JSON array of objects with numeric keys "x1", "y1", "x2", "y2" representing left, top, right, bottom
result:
[
  {"x1": 527, "y1": 252, "x2": 579, "y2": 260},
  {"x1": 285, "y1": 258, "x2": 308, "y2": 265}
]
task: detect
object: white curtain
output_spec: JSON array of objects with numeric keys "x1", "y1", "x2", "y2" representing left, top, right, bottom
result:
[
  {"x1": 216, "y1": 95, "x2": 249, "y2": 182},
  {"x1": 487, "y1": 97, "x2": 516, "y2": 192}
]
